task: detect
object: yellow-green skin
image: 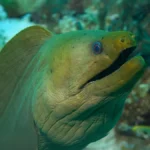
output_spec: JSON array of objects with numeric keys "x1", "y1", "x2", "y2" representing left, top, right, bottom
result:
[{"x1": 0, "y1": 26, "x2": 146, "y2": 150}]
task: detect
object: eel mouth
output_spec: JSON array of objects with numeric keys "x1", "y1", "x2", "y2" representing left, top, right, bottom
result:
[{"x1": 80, "y1": 46, "x2": 136, "y2": 89}]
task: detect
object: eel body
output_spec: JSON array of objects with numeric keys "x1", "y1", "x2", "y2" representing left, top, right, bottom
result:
[{"x1": 0, "y1": 26, "x2": 146, "y2": 150}]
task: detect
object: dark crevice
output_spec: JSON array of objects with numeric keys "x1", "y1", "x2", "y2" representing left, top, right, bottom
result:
[{"x1": 80, "y1": 46, "x2": 136, "y2": 89}]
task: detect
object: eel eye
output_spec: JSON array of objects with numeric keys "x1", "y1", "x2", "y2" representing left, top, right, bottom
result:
[{"x1": 92, "y1": 41, "x2": 102, "y2": 54}]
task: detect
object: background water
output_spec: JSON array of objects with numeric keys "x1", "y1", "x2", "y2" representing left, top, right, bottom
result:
[{"x1": 0, "y1": 0, "x2": 150, "y2": 150}]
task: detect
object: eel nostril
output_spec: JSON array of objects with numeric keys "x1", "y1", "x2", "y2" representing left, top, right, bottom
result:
[
  {"x1": 131, "y1": 34, "x2": 135, "y2": 39},
  {"x1": 120, "y1": 38, "x2": 125, "y2": 43},
  {"x1": 129, "y1": 33, "x2": 135, "y2": 39}
]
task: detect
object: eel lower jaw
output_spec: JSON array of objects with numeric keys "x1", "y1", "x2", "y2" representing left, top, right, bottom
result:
[{"x1": 80, "y1": 46, "x2": 143, "y2": 89}]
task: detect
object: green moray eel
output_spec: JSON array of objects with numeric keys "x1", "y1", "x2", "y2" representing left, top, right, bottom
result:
[{"x1": 0, "y1": 26, "x2": 146, "y2": 150}]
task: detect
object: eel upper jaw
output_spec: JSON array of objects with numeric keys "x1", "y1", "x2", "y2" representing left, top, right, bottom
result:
[{"x1": 80, "y1": 46, "x2": 137, "y2": 89}]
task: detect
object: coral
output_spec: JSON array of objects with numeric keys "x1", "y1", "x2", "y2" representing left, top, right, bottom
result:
[
  {"x1": 30, "y1": 0, "x2": 69, "y2": 25},
  {"x1": 67, "y1": 0, "x2": 85, "y2": 14},
  {"x1": 0, "y1": 0, "x2": 46, "y2": 17},
  {"x1": 115, "y1": 68, "x2": 150, "y2": 142},
  {"x1": 122, "y1": 69, "x2": 150, "y2": 125}
]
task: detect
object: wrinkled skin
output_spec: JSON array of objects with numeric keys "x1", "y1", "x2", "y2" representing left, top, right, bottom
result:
[
  {"x1": 0, "y1": 27, "x2": 146, "y2": 150},
  {"x1": 32, "y1": 30, "x2": 145, "y2": 149}
]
